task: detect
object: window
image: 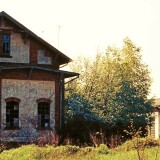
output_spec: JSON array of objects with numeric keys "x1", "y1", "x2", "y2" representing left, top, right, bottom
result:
[
  {"x1": 38, "y1": 102, "x2": 50, "y2": 128},
  {"x1": 6, "y1": 101, "x2": 19, "y2": 128},
  {"x1": 2, "y1": 35, "x2": 10, "y2": 54}
]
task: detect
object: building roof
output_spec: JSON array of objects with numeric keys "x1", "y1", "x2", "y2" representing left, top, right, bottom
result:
[
  {"x1": 153, "y1": 98, "x2": 160, "y2": 107},
  {"x1": 153, "y1": 98, "x2": 160, "y2": 112},
  {"x1": 0, "y1": 11, "x2": 72, "y2": 65}
]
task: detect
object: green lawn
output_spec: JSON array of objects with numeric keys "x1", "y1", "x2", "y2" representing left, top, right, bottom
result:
[{"x1": 0, "y1": 144, "x2": 159, "y2": 160}]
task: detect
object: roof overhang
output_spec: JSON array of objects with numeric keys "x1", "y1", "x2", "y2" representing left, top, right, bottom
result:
[
  {"x1": 0, "y1": 11, "x2": 72, "y2": 65},
  {"x1": 0, "y1": 65, "x2": 79, "y2": 79},
  {"x1": 153, "y1": 106, "x2": 160, "y2": 112}
]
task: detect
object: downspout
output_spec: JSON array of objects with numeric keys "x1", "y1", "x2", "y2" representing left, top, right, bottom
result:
[
  {"x1": 0, "y1": 71, "x2": 2, "y2": 142},
  {"x1": 59, "y1": 74, "x2": 79, "y2": 130},
  {"x1": 59, "y1": 74, "x2": 63, "y2": 130},
  {"x1": 59, "y1": 73, "x2": 79, "y2": 131},
  {"x1": 64, "y1": 75, "x2": 79, "y2": 84}
]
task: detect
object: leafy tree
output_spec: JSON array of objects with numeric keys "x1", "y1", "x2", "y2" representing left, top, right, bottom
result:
[
  {"x1": 64, "y1": 90, "x2": 104, "y2": 144},
  {"x1": 65, "y1": 37, "x2": 152, "y2": 137},
  {"x1": 103, "y1": 38, "x2": 152, "y2": 127},
  {"x1": 111, "y1": 80, "x2": 152, "y2": 128},
  {"x1": 65, "y1": 91, "x2": 102, "y2": 122}
]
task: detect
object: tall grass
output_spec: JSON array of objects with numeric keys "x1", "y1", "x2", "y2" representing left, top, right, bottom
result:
[{"x1": 0, "y1": 142, "x2": 159, "y2": 160}]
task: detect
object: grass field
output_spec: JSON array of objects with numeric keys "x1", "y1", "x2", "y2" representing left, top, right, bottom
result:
[{"x1": 0, "y1": 143, "x2": 159, "y2": 160}]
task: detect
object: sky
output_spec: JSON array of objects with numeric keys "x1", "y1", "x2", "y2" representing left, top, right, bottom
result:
[{"x1": 0, "y1": 0, "x2": 160, "y2": 97}]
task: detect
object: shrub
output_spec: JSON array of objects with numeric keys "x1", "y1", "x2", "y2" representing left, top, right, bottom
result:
[
  {"x1": 0, "y1": 142, "x2": 6, "y2": 153},
  {"x1": 90, "y1": 131, "x2": 106, "y2": 147},
  {"x1": 64, "y1": 115, "x2": 104, "y2": 145},
  {"x1": 116, "y1": 137, "x2": 159, "y2": 151},
  {"x1": 38, "y1": 131, "x2": 60, "y2": 147},
  {"x1": 95, "y1": 144, "x2": 109, "y2": 154},
  {"x1": 81, "y1": 146, "x2": 93, "y2": 154},
  {"x1": 65, "y1": 145, "x2": 80, "y2": 154}
]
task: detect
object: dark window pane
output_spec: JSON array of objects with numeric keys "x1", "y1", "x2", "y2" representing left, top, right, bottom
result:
[
  {"x1": 2, "y1": 35, "x2": 10, "y2": 54},
  {"x1": 6, "y1": 101, "x2": 19, "y2": 128},
  {"x1": 38, "y1": 102, "x2": 50, "y2": 128}
]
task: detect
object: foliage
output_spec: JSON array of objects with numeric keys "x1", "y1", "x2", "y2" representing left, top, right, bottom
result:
[
  {"x1": 0, "y1": 143, "x2": 6, "y2": 153},
  {"x1": 65, "y1": 145, "x2": 80, "y2": 154},
  {"x1": 64, "y1": 115, "x2": 105, "y2": 145},
  {"x1": 113, "y1": 80, "x2": 152, "y2": 129},
  {"x1": 122, "y1": 119, "x2": 160, "y2": 160},
  {"x1": 66, "y1": 37, "x2": 152, "y2": 136},
  {"x1": 90, "y1": 131, "x2": 106, "y2": 147},
  {"x1": 95, "y1": 144, "x2": 109, "y2": 154},
  {"x1": 64, "y1": 91, "x2": 104, "y2": 145},
  {"x1": 37, "y1": 131, "x2": 60, "y2": 147},
  {"x1": 116, "y1": 138, "x2": 159, "y2": 152},
  {"x1": 65, "y1": 92, "x2": 102, "y2": 122},
  {"x1": 0, "y1": 144, "x2": 159, "y2": 160}
]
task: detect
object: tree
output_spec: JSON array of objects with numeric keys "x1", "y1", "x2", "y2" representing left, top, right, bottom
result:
[
  {"x1": 64, "y1": 91, "x2": 104, "y2": 144},
  {"x1": 65, "y1": 37, "x2": 152, "y2": 135},
  {"x1": 65, "y1": 91, "x2": 101, "y2": 122},
  {"x1": 103, "y1": 38, "x2": 152, "y2": 128}
]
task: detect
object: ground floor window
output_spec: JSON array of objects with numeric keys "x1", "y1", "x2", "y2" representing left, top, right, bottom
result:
[
  {"x1": 6, "y1": 101, "x2": 19, "y2": 128},
  {"x1": 38, "y1": 102, "x2": 50, "y2": 128}
]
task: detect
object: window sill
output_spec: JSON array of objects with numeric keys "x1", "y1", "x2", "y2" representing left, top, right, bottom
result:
[
  {"x1": 0, "y1": 55, "x2": 12, "y2": 58},
  {"x1": 36, "y1": 127, "x2": 52, "y2": 130},
  {"x1": 4, "y1": 127, "x2": 21, "y2": 130}
]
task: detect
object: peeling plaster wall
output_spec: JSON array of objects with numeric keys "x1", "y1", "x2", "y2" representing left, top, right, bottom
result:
[
  {"x1": 154, "y1": 112, "x2": 160, "y2": 139},
  {"x1": 38, "y1": 50, "x2": 52, "y2": 65},
  {"x1": 0, "y1": 32, "x2": 30, "y2": 63},
  {"x1": 0, "y1": 79, "x2": 55, "y2": 142}
]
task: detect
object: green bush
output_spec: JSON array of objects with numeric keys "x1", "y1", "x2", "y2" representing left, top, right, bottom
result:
[
  {"x1": 95, "y1": 144, "x2": 109, "y2": 154},
  {"x1": 81, "y1": 146, "x2": 93, "y2": 154},
  {"x1": 0, "y1": 144, "x2": 159, "y2": 160},
  {"x1": 65, "y1": 145, "x2": 80, "y2": 154},
  {"x1": 116, "y1": 137, "x2": 159, "y2": 151}
]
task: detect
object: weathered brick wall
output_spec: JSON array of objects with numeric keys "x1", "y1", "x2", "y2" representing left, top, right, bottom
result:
[
  {"x1": 0, "y1": 32, "x2": 30, "y2": 63},
  {"x1": 38, "y1": 50, "x2": 52, "y2": 65},
  {"x1": 149, "y1": 111, "x2": 160, "y2": 139},
  {"x1": 0, "y1": 18, "x2": 59, "y2": 68},
  {"x1": 1, "y1": 69, "x2": 56, "y2": 81},
  {"x1": 30, "y1": 37, "x2": 59, "y2": 68},
  {"x1": 154, "y1": 112, "x2": 160, "y2": 139},
  {"x1": 0, "y1": 79, "x2": 55, "y2": 142},
  {"x1": 0, "y1": 17, "x2": 66, "y2": 142}
]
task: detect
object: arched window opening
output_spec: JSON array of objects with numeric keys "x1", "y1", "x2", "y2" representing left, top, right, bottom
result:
[
  {"x1": 6, "y1": 101, "x2": 19, "y2": 128},
  {"x1": 38, "y1": 102, "x2": 50, "y2": 128}
]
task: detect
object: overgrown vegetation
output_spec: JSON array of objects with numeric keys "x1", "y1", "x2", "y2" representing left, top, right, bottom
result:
[
  {"x1": 64, "y1": 38, "x2": 152, "y2": 145},
  {"x1": 0, "y1": 141, "x2": 159, "y2": 160},
  {"x1": 0, "y1": 38, "x2": 155, "y2": 159}
]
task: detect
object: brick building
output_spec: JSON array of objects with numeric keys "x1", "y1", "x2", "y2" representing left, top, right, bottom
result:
[
  {"x1": 149, "y1": 99, "x2": 160, "y2": 139},
  {"x1": 0, "y1": 11, "x2": 79, "y2": 142}
]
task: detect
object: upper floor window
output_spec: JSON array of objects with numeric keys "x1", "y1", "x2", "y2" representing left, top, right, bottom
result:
[{"x1": 2, "y1": 34, "x2": 10, "y2": 55}]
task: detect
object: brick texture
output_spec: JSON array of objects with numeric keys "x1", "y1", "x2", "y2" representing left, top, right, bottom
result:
[{"x1": 0, "y1": 16, "x2": 66, "y2": 142}]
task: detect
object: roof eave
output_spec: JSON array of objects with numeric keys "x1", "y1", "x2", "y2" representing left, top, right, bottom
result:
[
  {"x1": 0, "y1": 11, "x2": 72, "y2": 64},
  {"x1": 0, "y1": 65, "x2": 79, "y2": 78}
]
